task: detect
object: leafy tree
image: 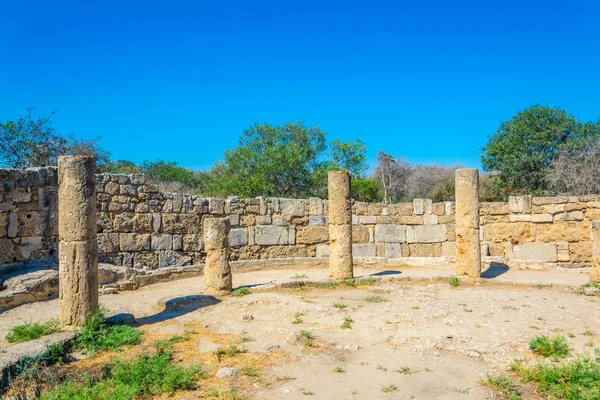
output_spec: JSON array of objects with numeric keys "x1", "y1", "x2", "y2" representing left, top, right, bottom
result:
[
  {"x1": 102, "y1": 160, "x2": 142, "y2": 174},
  {"x1": 205, "y1": 121, "x2": 368, "y2": 198},
  {"x1": 481, "y1": 105, "x2": 600, "y2": 195},
  {"x1": 352, "y1": 177, "x2": 382, "y2": 202},
  {"x1": 0, "y1": 107, "x2": 109, "y2": 169},
  {"x1": 141, "y1": 160, "x2": 199, "y2": 188}
]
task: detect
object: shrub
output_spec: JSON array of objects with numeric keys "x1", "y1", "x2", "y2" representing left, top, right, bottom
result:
[
  {"x1": 75, "y1": 311, "x2": 142, "y2": 354},
  {"x1": 529, "y1": 335, "x2": 570, "y2": 358},
  {"x1": 6, "y1": 319, "x2": 60, "y2": 343}
]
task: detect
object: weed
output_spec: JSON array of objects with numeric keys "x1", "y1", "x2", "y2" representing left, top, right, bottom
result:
[
  {"x1": 292, "y1": 312, "x2": 304, "y2": 324},
  {"x1": 381, "y1": 384, "x2": 397, "y2": 393},
  {"x1": 586, "y1": 340, "x2": 594, "y2": 347},
  {"x1": 529, "y1": 335, "x2": 570, "y2": 358},
  {"x1": 333, "y1": 302, "x2": 347, "y2": 309},
  {"x1": 568, "y1": 333, "x2": 576, "y2": 338},
  {"x1": 377, "y1": 365, "x2": 388, "y2": 372},
  {"x1": 365, "y1": 296, "x2": 384, "y2": 303},
  {"x1": 341, "y1": 317, "x2": 354, "y2": 329},
  {"x1": 583, "y1": 327, "x2": 595, "y2": 337},
  {"x1": 75, "y1": 310, "x2": 142, "y2": 354},
  {"x1": 449, "y1": 277, "x2": 461, "y2": 287},
  {"x1": 231, "y1": 287, "x2": 250, "y2": 297},
  {"x1": 292, "y1": 274, "x2": 309, "y2": 279},
  {"x1": 215, "y1": 343, "x2": 246, "y2": 361},
  {"x1": 6, "y1": 319, "x2": 60, "y2": 343},
  {"x1": 333, "y1": 366, "x2": 345, "y2": 373},
  {"x1": 242, "y1": 366, "x2": 260, "y2": 376},
  {"x1": 396, "y1": 366, "x2": 416, "y2": 374},
  {"x1": 300, "y1": 330, "x2": 314, "y2": 347},
  {"x1": 155, "y1": 334, "x2": 189, "y2": 354},
  {"x1": 342, "y1": 279, "x2": 356, "y2": 287},
  {"x1": 412, "y1": 305, "x2": 420, "y2": 310},
  {"x1": 301, "y1": 389, "x2": 314, "y2": 395},
  {"x1": 240, "y1": 332, "x2": 254, "y2": 342},
  {"x1": 480, "y1": 375, "x2": 522, "y2": 400}
]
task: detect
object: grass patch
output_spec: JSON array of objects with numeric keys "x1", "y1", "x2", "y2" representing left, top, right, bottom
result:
[
  {"x1": 39, "y1": 350, "x2": 203, "y2": 400},
  {"x1": 377, "y1": 364, "x2": 388, "y2": 372},
  {"x1": 242, "y1": 366, "x2": 260, "y2": 376},
  {"x1": 342, "y1": 279, "x2": 356, "y2": 287},
  {"x1": 333, "y1": 366, "x2": 345, "y2": 373},
  {"x1": 365, "y1": 296, "x2": 384, "y2": 303},
  {"x1": 214, "y1": 343, "x2": 246, "y2": 361},
  {"x1": 292, "y1": 274, "x2": 309, "y2": 279},
  {"x1": 480, "y1": 375, "x2": 522, "y2": 400},
  {"x1": 75, "y1": 311, "x2": 142, "y2": 354},
  {"x1": 529, "y1": 335, "x2": 570, "y2": 358},
  {"x1": 449, "y1": 277, "x2": 461, "y2": 287},
  {"x1": 300, "y1": 330, "x2": 314, "y2": 347},
  {"x1": 395, "y1": 366, "x2": 417, "y2": 374},
  {"x1": 381, "y1": 384, "x2": 397, "y2": 393},
  {"x1": 292, "y1": 312, "x2": 304, "y2": 324},
  {"x1": 333, "y1": 302, "x2": 347, "y2": 309},
  {"x1": 6, "y1": 319, "x2": 61, "y2": 343},
  {"x1": 341, "y1": 317, "x2": 354, "y2": 329},
  {"x1": 231, "y1": 287, "x2": 250, "y2": 297},
  {"x1": 583, "y1": 327, "x2": 595, "y2": 337},
  {"x1": 511, "y1": 357, "x2": 600, "y2": 399},
  {"x1": 155, "y1": 334, "x2": 189, "y2": 353}
]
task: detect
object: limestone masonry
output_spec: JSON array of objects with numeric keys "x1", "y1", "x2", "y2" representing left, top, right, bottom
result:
[{"x1": 1, "y1": 167, "x2": 599, "y2": 271}]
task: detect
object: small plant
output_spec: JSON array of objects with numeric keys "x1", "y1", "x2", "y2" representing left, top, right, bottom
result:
[
  {"x1": 341, "y1": 317, "x2": 354, "y2": 329},
  {"x1": 315, "y1": 281, "x2": 337, "y2": 288},
  {"x1": 412, "y1": 305, "x2": 420, "y2": 310},
  {"x1": 381, "y1": 384, "x2": 397, "y2": 393},
  {"x1": 155, "y1": 333, "x2": 189, "y2": 353},
  {"x1": 586, "y1": 340, "x2": 594, "y2": 347},
  {"x1": 396, "y1": 366, "x2": 416, "y2": 374},
  {"x1": 333, "y1": 302, "x2": 347, "y2": 309},
  {"x1": 301, "y1": 389, "x2": 314, "y2": 395},
  {"x1": 292, "y1": 273, "x2": 309, "y2": 279},
  {"x1": 75, "y1": 310, "x2": 142, "y2": 354},
  {"x1": 300, "y1": 330, "x2": 314, "y2": 347},
  {"x1": 568, "y1": 333, "x2": 576, "y2": 338},
  {"x1": 240, "y1": 332, "x2": 254, "y2": 342},
  {"x1": 583, "y1": 327, "x2": 595, "y2": 337},
  {"x1": 231, "y1": 287, "x2": 250, "y2": 297},
  {"x1": 242, "y1": 366, "x2": 260, "y2": 376},
  {"x1": 333, "y1": 366, "x2": 345, "y2": 373},
  {"x1": 480, "y1": 375, "x2": 522, "y2": 400},
  {"x1": 377, "y1": 364, "x2": 388, "y2": 371},
  {"x1": 365, "y1": 296, "x2": 384, "y2": 303},
  {"x1": 464, "y1": 308, "x2": 473, "y2": 313},
  {"x1": 342, "y1": 279, "x2": 356, "y2": 287},
  {"x1": 6, "y1": 319, "x2": 60, "y2": 343},
  {"x1": 215, "y1": 343, "x2": 246, "y2": 361},
  {"x1": 292, "y1": 312, "x2": 304, "y2": 324},
  {"x1": 529, "y1": 335, "x2": 570, "y2": 358},
  {"x1": 449, "y1": 277, "x2": 461, "y2": 287}
]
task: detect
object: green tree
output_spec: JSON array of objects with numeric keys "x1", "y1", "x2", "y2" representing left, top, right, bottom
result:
[
  {"x1": 102, "y1": 160, "x2": 143, "y2": 174},
  {"x1": 328, "y1": 139, "x2": 368, "y2": 177},
  {"x1": 352, "y1": 177, "x2": 382, "y2": 202},
  {"x1": 141, "y1": 160, "x2": 199, "y2": 188},
  {"x1": 481, "y1": 105, "x2": 600, "y2": 195},
  {"x1": 0, "y1": 107, "x2": 109, "y2": 169}
]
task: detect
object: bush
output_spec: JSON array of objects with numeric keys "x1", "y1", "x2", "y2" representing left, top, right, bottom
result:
[
  {"x1": 75, "y1": 311, "x2": 142, "y2": 354},
  {"x1": 529, "y1": 335, "x2": 570, "y2": 358},
  {"x1": 6, "y1": 319, "x2": 60, "y2": 343}
]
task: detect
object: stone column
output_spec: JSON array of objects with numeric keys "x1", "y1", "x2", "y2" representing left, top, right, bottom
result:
[
  {"x1": 328, "y1": 171, "x2": 353, "y2": 280},
  {"x1": 591, "y1": 221, "x2": 600, "y2": 283},
  {"x1": 203, "y1": 217, "x2": 232, "y2": 295},
  {"x1": 58, "y1": 156, "x2": 98, "y2": 329},
  {"x1": 455, "y1": 168, "x2": 481, "y2": 280}
]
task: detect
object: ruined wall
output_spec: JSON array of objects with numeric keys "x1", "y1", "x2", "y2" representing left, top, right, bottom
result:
[{"x1": 0, "y1": 167, "x2": 597, "y2": 270}]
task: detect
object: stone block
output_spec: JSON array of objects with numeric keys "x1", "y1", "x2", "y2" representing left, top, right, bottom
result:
[
  {"x1": 407, "y1": 224, "x2": 447, "y2": 243},
  {"x1": 388, "y1": 203, "x2": 413, "y2": 216},
  {"x1": 309, "y1": 216, "x2": 327, "y2": 226},
  {"x1": 173, "y1": 235, "x2": 183, "y2": 251},
  {"x1": 113, "y1": 213, "x2": 152, "y2": 233},
  {"x1": 353, "y1": 244, "x2": 377, "y2": 257},
  {"x1": 119, "y1": 233, "x2": 151, "y2": 251},
  {"x1": 208, "y1": 198, "x2": 225, "y2": 214},
  {"x1": 413, "y1": 199, "x2": 424, "y2": 215},
  {"x1": 0, "y1": 237, "x2": 15, "y2": 263},
  {"x1": 228, "y1": 228, "x2": 249, "y2": 247},
  {"x1": 15, "y1": 237, "x2": 43, "y2": 260},
  {"x1": 352, "y1": 226, "x2": 370, "y2": 243},
  {"x1": 359, "y1": 216, "x2": 377, "y2": 225},
  {"x1": 532, "y1": 196, "x2": 569, "y2": 206},
  {"x1": 315, "y1": 244, "x2": 330, "y2": 257},
  {"x1": 408, "y1": 243, "x2": 436, "y2": 257},
  {"x1": 183, "y1": 234, "x2": 203, "y2": 252},
  {"x1": 569, "y1": 242, "x2": 592, "y2": 263},
  {"x1": 554, "y1": 211, "x2": 584, "y2": 221},
  {"x1": 542, "y1": 203, "x2": 566, "y2": 214},
  {"x1": 374, "y1": 224, "x2": 407, "y2": 243},
  {"x1": 512, "y1": 242, "x2": 557, "y2": 262},
  {"x1": 531, "y1": 214, "x2": 553, "y2": 223},
  {"x1": 159, "y1": 250, "x2": 192, "y2": 268},
  {"x1": 151, "y1": 234, "x2": 172, "y2": 250},
  {"x1": 384, "y1": 243, "x2": 403, "y2": 258},
  {"x1": 296, "y1": 226, "x2": 328, "y2": 244},
  {"x1": 441, "y1": 241, "x2": 456, "y2": 257},
  {"x1": 309, "y1": 197, "x2": 323, "y2": 215},
  {"x1": 556, "y1": 242, "x2": 570, "y2": 262},
  {"x1": 508, "y1": 195, "x2": 532, "y2": 213},
  {"x1": 423, "y1": 214, "x2": 438, "y2": 225},
  {"x1": 509, "y1": 215, "x2": 531, "y2": 222},
  {"x1": 98, "y1": 233, "x2": 119, "y2": 253},
  {"x1": 254, "y1": 225, "x2": 291, "y2": 245},
  {"x1": 537, "y1": 222, "x2": 579, "y2": 242},
  {"x1": 134, "y1": 252, "x2": 159, "y2": 269},
  {"x1": 161, "y1": 213, "x2": 201, "y2": 234}
]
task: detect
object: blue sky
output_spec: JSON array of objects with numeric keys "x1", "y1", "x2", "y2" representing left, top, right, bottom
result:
[{"x1": 1, "y1": 0, "x2": 599, "y2": 172}]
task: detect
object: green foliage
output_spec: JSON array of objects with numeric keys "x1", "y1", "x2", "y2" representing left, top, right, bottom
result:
[
  {"x1": 231, "y1": 287, "x2": 250, "y2": 297},
  {"x1": 480, "y1": 375, "x2": 522, "y2": 400},
  {"x1": 352, "y1": 177, "x2": 382, "y2": 202},
  {"x1": 512, "y1": 357, "x2": 600, "y2": 399},
  {"x1": 481, "y1": 105, "x2": 600, "y2": 195},
  {"x1": 341, "y1": 317, "x2": 354, "y2": 329},
  {"x1": 0, "y1": 108, "x2": 110, "y2": 170},
  {"x1": 40, "y1": 350, "x2": 203, "y2": 400},
  {"x1": 529, "y1": 335, "x2": 570, "y2": 358},
  {"x1": 75, "y1": 311, "x2": 142, "y2": 354},
  {"x1": 327, "y1": 139, "x2": 368, "y2": 177},
  {"x1": 102, "y1": 159, "x2": 142, "y2": 174},
  {"x1": 6, "y1": 319, "x2": 60, "y2": 343},
  {"x1": 449, "y1": 277, "x2": 461, "y2": 287},
  {"x1": 381, "y1": 384, "x2": 397, "y2": 393},
  {"x1": 155, "y1": 334, "x2": 189, "y2": 353},
  {"x1": 141, "y1": 159, "x2": 200, "y2": 188}
]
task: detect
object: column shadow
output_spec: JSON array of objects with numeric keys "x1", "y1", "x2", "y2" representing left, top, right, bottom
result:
[
  {"x1": 135, "y1": 294, "x2": 220, "y2": 326},
  {"x1": 480, "y1": 262, "x2": 510, "y2": 279}
]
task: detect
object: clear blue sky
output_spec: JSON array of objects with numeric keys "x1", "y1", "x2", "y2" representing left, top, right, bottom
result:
[{"x1": 1, "y1": 0, "x2": 599, "y2": 172}]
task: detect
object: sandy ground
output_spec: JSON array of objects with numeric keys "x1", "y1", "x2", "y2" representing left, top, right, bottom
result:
[{"x1": 1, "y1": 266, "x2": 597, "y2": 399}]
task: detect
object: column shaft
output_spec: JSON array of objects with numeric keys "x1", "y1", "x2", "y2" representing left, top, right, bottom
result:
[
  {"x1": 203, "y1": 217, "x2": 232, "y2": 294},
  {"x1": 328, "y1": 171, "x2": 353, "y2": 280},
  {"x1": 455, "y1": 168, "x2": 481, "y2": 279}
]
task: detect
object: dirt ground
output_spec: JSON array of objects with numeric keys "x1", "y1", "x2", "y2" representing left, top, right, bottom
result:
[{"x1": 2, "y1": 267, "x2": 598, "y2": 399}]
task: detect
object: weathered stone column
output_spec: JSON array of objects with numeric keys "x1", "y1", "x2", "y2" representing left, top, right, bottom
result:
[
  {"x1": 328, "y1": 171, "x2": 353, "y2": 280},
  {"x1": 591, "y1": 221, "x2": 600, "y2": 283},
  {"x1": 58, "y1": 156, "x2": 98, "y2": 329},
  {"x1": 203, "y1": 217, "x2": 232, "y2": 295},
  {"x1": 455, "y1": 168, "x2": 481, "y2": 280}
]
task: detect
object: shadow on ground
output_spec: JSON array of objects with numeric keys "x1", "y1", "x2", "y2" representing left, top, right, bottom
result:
[
  {"x1": 135, "y1": 294, "x2": 220, "y2": 326},
  {"x1": 481, "y1": 262, "x2": 509, "y2": 279}
]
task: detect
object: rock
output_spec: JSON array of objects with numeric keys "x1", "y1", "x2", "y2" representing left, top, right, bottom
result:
[
  {"x1": 583, "y1": 286, "x2": 599, "y2": 296},
  {"x1": 216, "y1": 367, "x2": 240, "y2": 378},
  {"x1": 106, "y1": 313, "x2": 136, "y2": 325},
  {"x1": 264, "y1": 344, "x2": 280, "y2": 352},
  {"x1": 197, "y1": 338, "x2": 221, "y2": 353},
  {"x1": 467, "y1": 351, "x2": 480, "y2": 358},
  {"x1": 160, "y1": 295, "x2": 220, "y2": 312},
  {"x1": 286, "y1": 332, "x2": 300, "y2": 344},
  {"x1": 241, "y1": 314, "x2": 254, "y2": 321}
]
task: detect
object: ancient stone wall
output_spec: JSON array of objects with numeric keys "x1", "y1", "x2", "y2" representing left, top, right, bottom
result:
[{"x1": 1, "y1": 167, "x2": 598, "y2": 270}]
